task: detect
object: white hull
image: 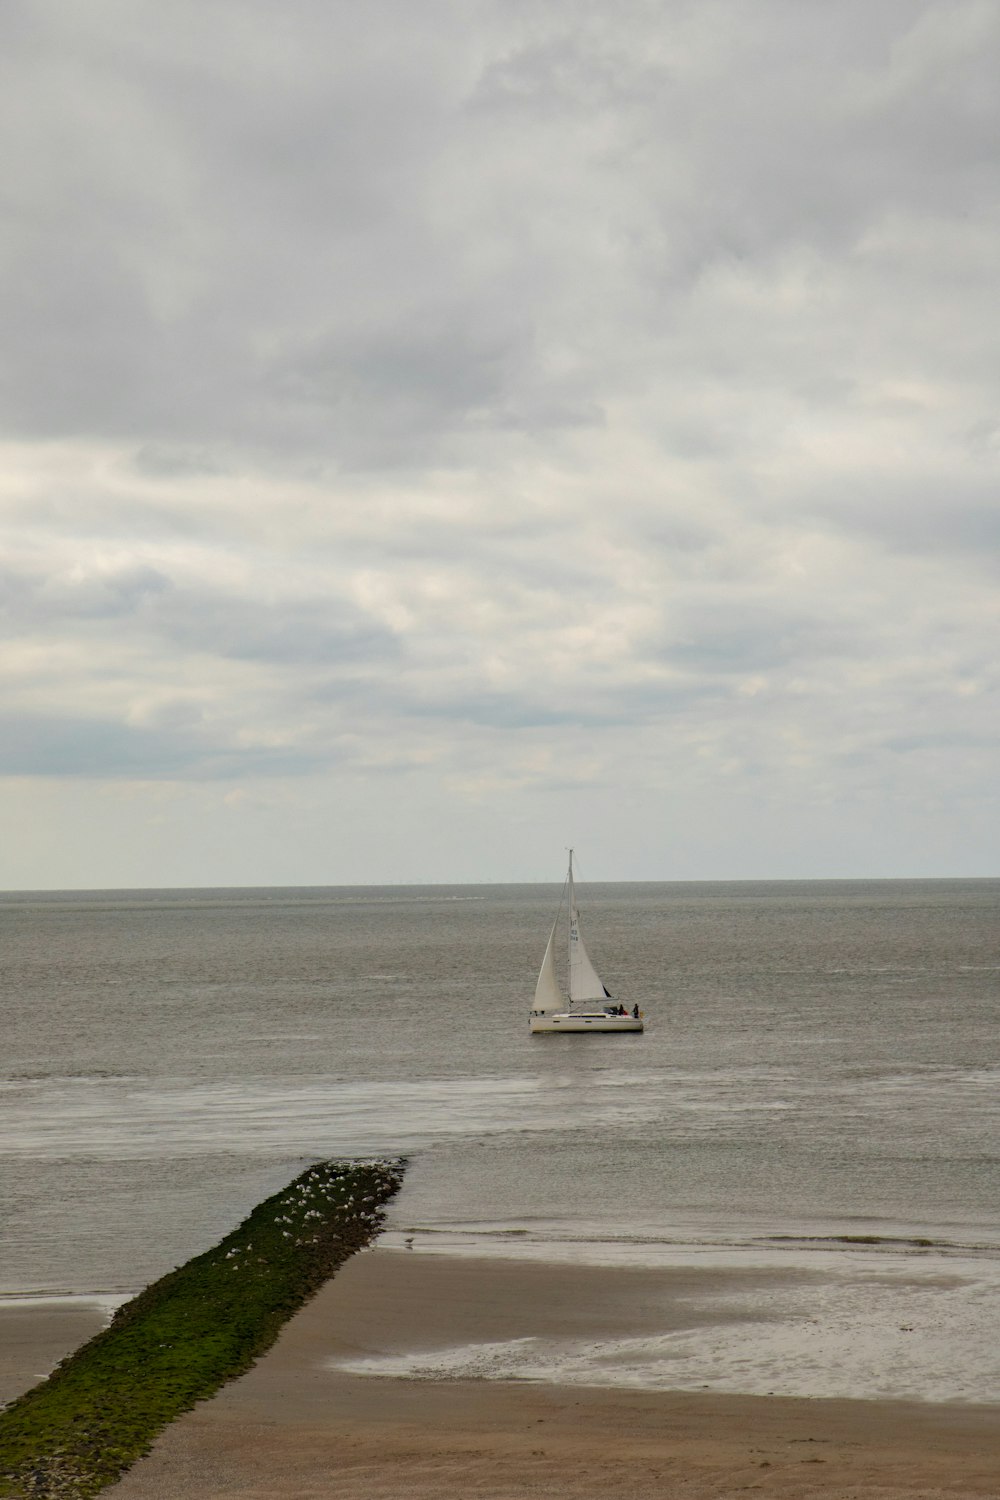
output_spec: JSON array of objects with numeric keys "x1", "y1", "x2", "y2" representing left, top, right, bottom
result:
[{"x1": 530, "y1": 1010, "x2": 644, "y2": 1033}]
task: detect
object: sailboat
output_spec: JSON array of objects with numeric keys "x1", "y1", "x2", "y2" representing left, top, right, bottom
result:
[{"x1": 529, "y1": 851, "x2": 644, "y2": 1033}]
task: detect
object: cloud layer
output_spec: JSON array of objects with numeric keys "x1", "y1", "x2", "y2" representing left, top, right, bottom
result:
[{"x1": 2, "y1": 1, "x2": 998, "y2": 883}]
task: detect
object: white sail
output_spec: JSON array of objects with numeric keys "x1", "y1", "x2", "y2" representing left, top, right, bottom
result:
[
  {"x1": 568, "y1": 907, "x2": 610, "y2": 1001},
  {"x1": 568, "y1": 852, "x2": 610, "y2": 1003},
  {"x1": 534, "y1": 921, "x2": 563, "y2": 1010}
]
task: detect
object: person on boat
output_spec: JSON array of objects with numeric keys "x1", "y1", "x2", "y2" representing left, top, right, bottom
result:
[{"x1": 632, "y1": 1004, "x2": 639, "y2": 1019}]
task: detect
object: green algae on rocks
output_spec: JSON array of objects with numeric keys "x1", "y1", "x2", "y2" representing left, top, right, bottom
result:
[{"x1": 0, "y1": 1157, "x2": 405, "y2": 1499}]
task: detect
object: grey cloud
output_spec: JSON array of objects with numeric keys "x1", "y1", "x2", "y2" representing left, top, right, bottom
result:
[
  {"x1": 3, "y1": 0, "x2": 999, "y2": 479},
  {"x1": 362, "y1": 661, "x2": 734, "y2": 734},
  {"x1": 799, "y1": 475, "x2": 1000, "y2": 564},
  {"x1": 1, "y1": 1, "x2": 999, "y2": 883},
  {"x1": 0, "y1": 711, "x2": 330, "y2": 780},
  {"x1": 663, "y1": 608, "x2": 863, "y2": 676},
  {"x1": 0, "y1": 550, "x2": 399, "y2": 667},
  {"x1": 0, "y1": 565, "x2": 171, "y2": 626},
  {"x1": 885, "y1": 729, "x2": 999, "y2": 755},
  {"x1": 439, "y1": 701, "x2": 642, "y2": 735},
  {"x1": 263, "y1": 306, "x2": 556, "y2": 469},
  {"x1": 397, "y1": 692, "x2": 634, "y2": 733},
  {"x1": 155, "y1": 593, "x2": 401, "y2": 668},
  {"x1": 131, "y1": 446, "x2": 232, "y2": 479}
]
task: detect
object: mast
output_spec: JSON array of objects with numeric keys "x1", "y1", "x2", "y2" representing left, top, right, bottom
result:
[{"x1": 567, "y1": 848, "x2": 576, "y2": 997}]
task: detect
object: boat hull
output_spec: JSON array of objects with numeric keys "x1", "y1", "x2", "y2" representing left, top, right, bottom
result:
[{"x1": 530, "y1": 1011, "x2": 644, "y2": 1034}]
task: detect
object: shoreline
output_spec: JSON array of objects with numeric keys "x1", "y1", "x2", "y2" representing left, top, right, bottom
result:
[
  {"x1": 0, "y1": 1161, "x2": 405, "y2": 1498},
  {"x1": 0, "y1": 1302, "x2": 110, "y2": 1411},
  {"x1": 7, "y1": 1250, "x2": 999, "y2": 1497},
  {"x1": 8, "y1": 1238, "x2": 1000, "y2": 1411},
  {"x1": 97, "y1": 1247, "x2": 1000, "y2": 1499}
]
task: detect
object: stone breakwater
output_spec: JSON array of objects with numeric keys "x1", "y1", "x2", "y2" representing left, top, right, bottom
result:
[{"x1": 0, "y1": 1157, "x2": 406, "y2": 1500}]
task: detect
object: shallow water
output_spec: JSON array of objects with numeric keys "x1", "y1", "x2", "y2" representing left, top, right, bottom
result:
[
  {"x1": 339, "y1": 1240, "x2": 1000, "y2": 1403},
  {"x1": 2, "y1": 880, "x2": 998, "y2": 1398}
]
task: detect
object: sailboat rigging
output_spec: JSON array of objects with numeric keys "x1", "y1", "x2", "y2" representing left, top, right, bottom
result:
[{"x1": 529, "y1": 851, "x2": 644, "y2": 1034}]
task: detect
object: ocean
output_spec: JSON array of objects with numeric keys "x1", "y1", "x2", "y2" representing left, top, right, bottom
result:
[{"x1": 2, "y1": 879, "x2": 999, "y2": 1401}]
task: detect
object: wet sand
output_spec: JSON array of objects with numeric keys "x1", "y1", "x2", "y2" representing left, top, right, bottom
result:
[
  {"x1": 0, "y1": 1301, "x2": 108, "y2": 1407},
  {"x1": 7, "y1": 1254, "x2": 999, "y2": 1498}
]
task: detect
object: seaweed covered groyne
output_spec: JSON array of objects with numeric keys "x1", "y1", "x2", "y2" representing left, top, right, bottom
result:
[{"x1": 0, "y1": 1157, "x2": 405, "y2": 1499}]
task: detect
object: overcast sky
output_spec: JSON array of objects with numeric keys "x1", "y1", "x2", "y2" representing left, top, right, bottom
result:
[{"x1": 2, "y1": 0, "x2": 998, "y2": 887}]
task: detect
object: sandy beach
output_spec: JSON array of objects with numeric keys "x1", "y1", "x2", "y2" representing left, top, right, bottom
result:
[
  {"x1": 2, "y1": 1249, "x2": 981, "y2": 1499},
  {"x1": 0, "y1": 1300, "x2": 109, "y2": 1408}
]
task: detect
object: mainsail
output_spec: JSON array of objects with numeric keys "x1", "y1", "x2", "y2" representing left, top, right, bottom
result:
[{"x1": 568, "y1": 856, "x2": 611, "y2": 1003}]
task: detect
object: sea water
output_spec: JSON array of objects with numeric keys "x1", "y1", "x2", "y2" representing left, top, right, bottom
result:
[{"x1": 2, "y1": 881, "x2": 998, "y2": 1400}]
